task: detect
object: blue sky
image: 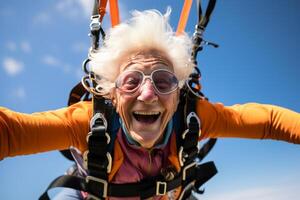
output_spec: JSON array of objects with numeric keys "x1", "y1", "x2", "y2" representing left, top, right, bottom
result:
[{"x1": 0, "y1": 0, "x2": 300, "y2": 199}]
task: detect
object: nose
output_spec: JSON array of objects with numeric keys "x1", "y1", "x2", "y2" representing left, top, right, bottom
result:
[{"x1": 137, "y1": 79, "x2": 158, "y2": 103}]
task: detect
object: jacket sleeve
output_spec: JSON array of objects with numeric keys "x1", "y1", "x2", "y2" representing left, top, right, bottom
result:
[
  {"x1": 196, "y1": 100, "x2": 300, "y2": 144},
  {"x1": 0, "y1": 101, "x2": 92, "y2": 160}
]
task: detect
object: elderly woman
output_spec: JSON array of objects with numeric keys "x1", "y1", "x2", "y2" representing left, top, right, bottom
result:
[{"x1": 1, "y1": 9, "x2": 300, "y2": 200}]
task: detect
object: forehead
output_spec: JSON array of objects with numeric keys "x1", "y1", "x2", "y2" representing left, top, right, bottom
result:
[{"x1": 119, "y1": 50, "x2": 174, "y2": 73}]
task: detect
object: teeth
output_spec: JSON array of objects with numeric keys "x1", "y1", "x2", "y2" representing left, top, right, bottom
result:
[{"x1": 133, "y1": 111, "x2": 160, "y2": 115}]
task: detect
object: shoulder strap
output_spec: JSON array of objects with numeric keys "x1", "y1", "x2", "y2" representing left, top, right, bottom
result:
[
  {"x1": 175, "y1": 0, "x2": 219, "y2": 197},
  {"x1": 192, "y1": 0, "x2": 219, "y2": 64},
  {"x1": 176, "y1": 0, "x2": 193, "y2": 35},
  {"x1": 109, "y1": 0, "x2": 120, "y2": 27}
]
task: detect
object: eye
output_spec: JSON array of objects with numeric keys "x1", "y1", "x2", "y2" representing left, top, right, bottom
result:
[
  {"x1": 123, "y1": 77, "x2": 140, "y2": 88},
  {"x1": 119, "y1": 71, "x2": 142, "y2": 91},
  {"x1": 153, "y1": 70, "x2": 178, "y2": 93},
  {"x1": 155, "y1": 79, "x2": 171, "y2": 90}
]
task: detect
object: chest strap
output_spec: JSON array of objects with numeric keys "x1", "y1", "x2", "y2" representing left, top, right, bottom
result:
[{"x1": 39, "y1": 161, "x2": 216, "y2": 200}]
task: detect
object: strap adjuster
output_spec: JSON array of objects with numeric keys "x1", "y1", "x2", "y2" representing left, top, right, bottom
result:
[
  {"x1": 86, "y1": 176, "x2": 108, "y2": 198},
  {"x1": 86, "y1": 131, "x2": 111, "y2": 145},
  {"x1": 90, "y1": 14, "x2": 101, "y2": 31},
  {"x1": 186, "y1": 112, "x2": 200, "y2": 129},
  {"x1": 182, "y1": 162, "x2": 196, "y2": 181},
  {"x1": 90, "y1": 113, "x2": 108, "y2": 131},
  {"x1": 156, "y1": 181, "x2": 167, "y2": 196},
  {"x1": 83, "y1": 151, "x2": 112, "y2": 173}
]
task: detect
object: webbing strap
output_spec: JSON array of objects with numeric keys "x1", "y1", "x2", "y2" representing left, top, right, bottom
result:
[
  {"x1": 98, "y1": 0, "x2": 108, "y2": 22},
  {"x1": 192, "y1": 0, "x2": 218, "y2": 63},
  {"x1": 39, "y1": 175, "x2": 86, "y2": 200},
  {"x1": 176, "y1": 88, "x2": 200, "y2": 199},
  {"x1": 39, "y1": 161, "x2": 216, "y2": 200},
  {"x1": 109, "y1": 0, "x2": 120, "y2": 27},
  {"x1": 198, "y1": 137, "x2": 217, "y2": 161},
  {"x1": 92, "y1": 0, "x2": 108, "y2": 22},
  {"x1": 176, "y1": 0, "x2": 193, "y2": 35},
  {"x1": 68, "y1": 82, "x2": 90, "y2": 106},
  {"x1": 197, "y1": 0, "x2": 216, "y2": 28}
]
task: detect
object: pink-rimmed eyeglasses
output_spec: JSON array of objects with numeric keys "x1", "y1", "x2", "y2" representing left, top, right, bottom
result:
[{"x1": 115, "y1": 69, "x2": 179, "y2": 95}]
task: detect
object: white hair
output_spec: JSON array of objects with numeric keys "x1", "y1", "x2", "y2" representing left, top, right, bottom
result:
[{"x1": 90, "y1": 8, "x2": 194, "y2": 97}]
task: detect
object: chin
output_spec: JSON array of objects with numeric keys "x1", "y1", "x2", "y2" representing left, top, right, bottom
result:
[{"x1": 130, "y1": 130, "x2": 160, "y2": 148}]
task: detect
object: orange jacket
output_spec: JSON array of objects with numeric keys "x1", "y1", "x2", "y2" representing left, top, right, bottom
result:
[{"x1": 1, "y1": 99, "x2": 300, "y2": 160}]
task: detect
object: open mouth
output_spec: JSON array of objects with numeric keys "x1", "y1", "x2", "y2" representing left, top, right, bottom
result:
[{"x1": 133, "y1": 111, "x2": 161, "y2": 124}]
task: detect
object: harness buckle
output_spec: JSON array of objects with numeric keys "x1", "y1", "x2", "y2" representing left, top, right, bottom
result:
[
  {"x1": 182, "y1": 162, "x2": 196, "y2": 181},
  {"x1": 186, "y1": 112, "x2": 200, "y2": 128},
  {"x1": 83, "y1": 151, "x2": 112, "y2": 173},
  {"x1": 86, "y1": 176, "x2": 108, "y2": 199},
  {"x1": 156, "y1": 181, "x2": 167, "y2": 196},
  {"x1": 86, "y1": 131, "x2": 111, "y2": 145},
  {"x1": 90, "y1": 14, "x2": 101, "y2": 31},
  {"x1": 90, "y1": 112, "x2": 108, "y2": 131},
  {"x1": 88, "y1": 113, "x2": 110, "y2": 144}
]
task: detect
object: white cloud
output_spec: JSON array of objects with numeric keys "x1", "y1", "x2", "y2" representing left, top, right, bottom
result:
[
  {"x1": 5, "y1": 41, "x2": 32, "y2": 53},
  {"x1": 55, "y1": 0, "x2": 72, "y2": 11},
  {"x1": 6, "y1": 41, "x2": 17, "y2": 51},
  {"x1": 55, "y1": 0, "x2": 93, "y2": 19},
  {"x1": 56, "y1": 0, "x2": 80, "y2": 18},
  {"x1": 77, "y1": 0, "x2": 93, "y2": 16},
  {"x1": 41, "y1": 55, "x2": 77, "y2": 75},
  {"x1": 42, "y1": 55, "x2": 61, "y2": 66},
  {"x1": 2, "y1": 57, "x2": 24, "y2": 76},
  {"x1": 54, "y1": 0, "x2": 128, "y2": 21},
  {"x1": 32, "y1": 1, "x2": 90, "y2": 25},
  {"x1": 20, "y1": 41, "x2": 32, "y2": 53},
  {"x1": 31, "y1": 0, "x2": 126, "y2": 27}
]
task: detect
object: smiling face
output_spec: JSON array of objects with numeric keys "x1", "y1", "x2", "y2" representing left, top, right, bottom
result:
[{"x1": 112, "y1": 50, "x2": 180, "y2": 148}]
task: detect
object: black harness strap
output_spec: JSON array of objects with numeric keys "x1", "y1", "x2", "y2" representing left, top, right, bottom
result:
[
  {"x1": 39, "y1": 161, "x2": 216, "y2": 199},
  {"x1": 80, "y1": 0, "x2": 112, "y2": 195},
  {"x1": 90, "y1": 0, "x2": 106, "y2": 50},
  {"x1": 83, "y1": 96, "x2": 113, "y2": 200},
  {"x1": 39, "y1": 97, "x2": 113, "y2": 200},
  {"x1": 176, "y1": 0, "x2": 219, "y2": 197},
  {"x1": 39, "y1": 176, "x2": 85, "y2": 200},
  {"x1": 192, "y1": 0, "x2": 218, "y2": 64},
  {"x1": 68, "y1": 82, "x2": 90, "y2": 106},
  {"x1": 198, "y1": 136, "x2": 217, "y2": 161}
]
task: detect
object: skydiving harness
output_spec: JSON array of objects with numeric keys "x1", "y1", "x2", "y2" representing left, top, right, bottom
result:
[{"x1": 39, "y1": 0, "x2": 219, "y2": 199}]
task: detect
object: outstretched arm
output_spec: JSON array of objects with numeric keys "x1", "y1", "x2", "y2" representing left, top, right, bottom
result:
[
  {"x1": 0, "y1": 101, "x2": 92, "y2": 160},
  {"x1": 197, "y1": 100, "x2": 300, "y2": 144}
]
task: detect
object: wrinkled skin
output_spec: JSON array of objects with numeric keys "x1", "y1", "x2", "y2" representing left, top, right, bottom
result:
[{"x1": 112, "y1": 50, "x2": 180, "y2": 149}]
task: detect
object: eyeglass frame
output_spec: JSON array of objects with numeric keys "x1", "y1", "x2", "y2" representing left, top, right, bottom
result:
[{"x1": 115, "y1": 69, "x2": 179, "y2": 95}]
